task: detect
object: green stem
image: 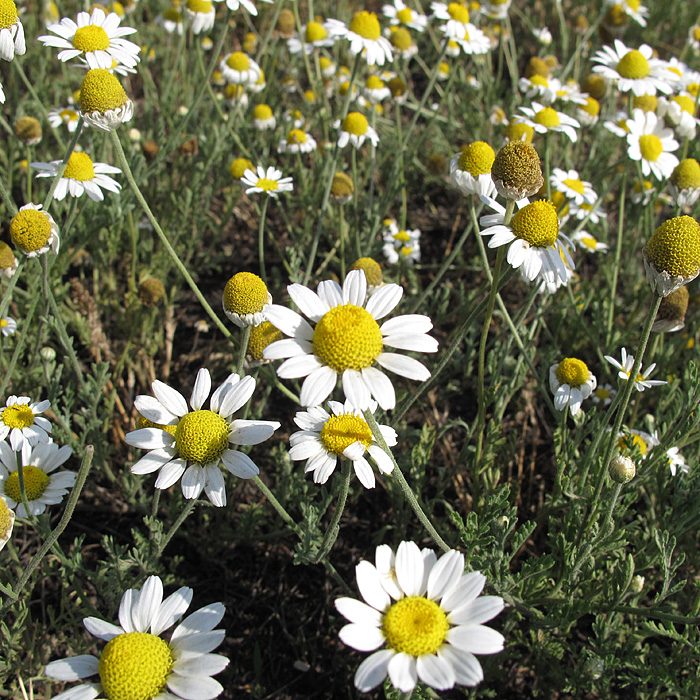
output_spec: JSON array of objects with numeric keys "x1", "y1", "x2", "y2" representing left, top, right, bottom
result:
[
  {"x1": 258, "y1": 196, "x2": 270, "y2": 283},
  {"x1": 606, "y1": 175, "x2": 626, "y2": 346},
  {"x1": 42, "y1": 119, "x2": 84, "y2": 213},
  {"x1": 237, "y1": 325, "x2": 251, "y2": 377},
  {"x1": 313, "y1": 459, "x2": 351, "y2": 563},
  {"x1": 364, "y1": 410, "x2": 449, "y2": 552}
]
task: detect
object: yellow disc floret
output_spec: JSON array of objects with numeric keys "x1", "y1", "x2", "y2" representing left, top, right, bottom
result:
[
  {"x1": 511, "y1": 200, "x2": 559, "y2": 248},
  {"x1": 313, "y1": 304, "x2": 383, "y2": 372},
  {"x1": 230, "y1": 157, "x2": 253, "y2": 180},
  {"x1": 672, "y1": 95, "x2": 696, "y2": 115},
  {"x1": 533, "y1": 107, "x2": 561, "y2": 128},
  {"x1": 63, "y1": 152, "x2": 96, "y2": 181},
  {"x1": 4, "y1": 465, "x2": 50, "y2": 503},
  {"x1": 638, "y1": 134, "x2": 662, "y2": 162},
  {"x1": 137, "y1": 416, "x2": 177, "y2": 436},
  {"x1": 331, "y1": 172, "x2": 354, "y2": 199},
  {"x1": 383, "y1": 596, "x2": 449, "y2": 656},
  {"x1": 247, "y1": 321, "x2": 283, "y2": 361},
  {"x1": 174, "y1": 409, "x2": 230, "y2": 464},
  {"x1": 10, "y1": 210, "x2": 51, "y2": 253},
  {"x1": 253, "y1": 104, "x2": 272, "y2": 121},
  {"x1": 447, "y1": 2, "x2": 469, "y2": 22},
  {"x1": 320, "y1": 413, "x2": 373, "y2": 455},
  {"x1": 366, "y1": 75, "x2": 385, "y2": 90},
  {"x1": 226, "y1": 52, "x2": 250, "y2": 71},
  {"x1": 80, "y1": 69, "x2": 128, "y2": 113},
  {"x1": 342, "y1": 112, "x2": 368, "y2": 136},
  {"x1": 223, "y1": 272, "x2": 269, "y2": 315},
  {"x1": 505, "y1": 121, "x2": 534, "y2": 144},
  {"x1": 0, "y1": 0, "x2": 18, "y2": 29},
  {"x1": 72, "y1": 24, "x2": 111, "y2": 52},
  {"x1": 671, "y1": 159, "x2": 700, "y2": 190},
  {"x1": 99, "y1": 632, "x2": 173, "y2": 700},
  {"x1": 555, "y1": 358, "x2": 590, "y2": 387},
  {"x1": 617, "y1": 434, "x2": 648, "y2": 456},
  {"x1": 349, "y1": 11, "x2": 380, "y2": 40},
  {"x1": 351, "y1": 257, "x2": 382, "y2": 287},
  {"x1": 305, "y1": 21, "x2": 328, "y2": 42},
  {"x1": 644, "y1": 216, "x2": 700, "y2": 278},
  {"x1": 616, "y1": 50, "x2": 650, "y2": 80},
  {"x1": 457, "y1": 141, "x2": 495, "y2": 177},
  {"x1": 581, "y1": 96, "x2": 600, "y2": 117}
]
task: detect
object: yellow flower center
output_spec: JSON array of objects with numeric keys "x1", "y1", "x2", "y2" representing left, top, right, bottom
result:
[
  {"x1": 226, "y1": 51, "x2": 250, "y2": 71},
  {"x1": 632, "y1": 93, "x2": 656, "y2": 112},
  {"x1": 626, "y1": 0, "x2": 640, "y2": 10},
  {"x1": 72, "y1": 24, "x2": 111, "y2": 53},
  {"x1": 383, "y1": 596, "x2": 449, "y2": 656},
  {"x1": 0, "y1": 498, "x2": 12, "y2": 539},
  {"x1": 163, "y1": 8, "x2": 182, "y2": 22},
  {"x1": 60, "y1": 108, "x2": 79, "y2": 122},
  {"x1": 605, "y1": 5, "x2": 627, "y2": 26},
  {"x1": 506, "y1": 122, "x2": 534, "y2": 144},
  {"x1": 10, "y1": 210, "x2": 52, "y2": 253},
  {"x1": 617, "y1": 434, "x2": 648, "y2": 455},
  {"x1": 594, "y1": 386, "x2": 611, "y2": 400},
  {"x1": 4, "y1": 465, "x2": 50, "y2": 503},
  {"x1": 530, "y1": 74, "x2": 549, "y2": 87},
  {"x1": 247, "y1": 321, "x2": 283, "y2": 361},
  {"x1": 349, "y1": 11, "x2": 380, "y2": 40},
  {"x1": 63, "y1": 152, "x2": 96, "y2": 181},
  {"x1": 672, "y1": 95, "x2": 695, "y2": 115},
  {"x1": 644, "y1": 215, "x2": 700, "y2": 278},
  {"x1": 313, "y1": 303, "x2": 383, "y2": 372},
  {"x1": 366, "y1": 75, "x2": 385, "y2": 90},
  {"x1": 80, "y1": 69, "x2": 128, "y2": 113},
  {"x1": 99, "y1": 632, "x2": 173, "y2": 700},
  {"x1": 255, "y1": 177, "x2": 278, "y2": 192},
  {"x1": 638, "y1": 134, "x2": 663, "y2": 162},
  {"x1": 331, "y1": 172, "x2": 354, "y2": 198},
  {"x1": 305, "y1": 21, "x2": 328, "y2": 42},
  {"x1": 287, "y1": 128, "x2": 307, "y2": 144},
  {"x1": 447, "y1": 2, "x2": 469, "y2": 22},
  {"x1": 253, "y1": 104, "x2": 272, "y2": 120},
  {"x1": 510, "y1": 200, "x2": 559, "y2": 248},
  {"x1": 137, "y1": 417, "x2": 178, "y2": 436},
  {"x1": 342, "y1": 112, "x2": 368, "y2": 136},
  {"x1": 400, "y1": 246, "x2": 413, "y2": 256},
  {"x1": 350, "y1": 257, "x2": 383, "y2": 287},
  {"x1": 230, "y1": 157, "x2": 253, "y2": 179},
  {"x1": 616, "y1": 50, "x2": 650, "y2": 80},
  {"x1": 563, "y1": 178, "x2": 585, "y2": 195},
  {"x1": 694, "y1": 28, "x2": 700, "y2": 42},
  {"x1": 394, "y1": 230, "x2": 411, "y2": 243},
  {"x1": 0, "y1": 241, "x2": 15, "y2": 269},
  {"x1": 438, "y1": 61, "x2": 450, "y2": 76},
  {"x1": 223, "y1": 272, "x2": 269, "y2": 315},
  {"x1": 0, "y1": 0, "x2": 18, "y2": 29},
  {"x1": 0, "y1": 319, "x2": 7, "y2": 328},
  {"x1": 580, "y1": 235, "x2": 598, "y2": 251},
  {"x1": 458, "y1": 141, "x2": 496, "y2": 177},
  {"x1": 319, "y1": 413, "x2": 373, "y2": 455},
  {"x1": 174, "y1": 409, "x2": 230, "y2": 465},
  {"x1": 533, "y1": 107, "x2": 561, "y2": 128},
  {"x1": 396, "y1": 7, "x2": 413, "y2": 24},
  {"x1": 555, "y1": 357, "x2": 590, "y2": 387},
  {"x1": 187, "y1": 0, "x2": 212, "y2": 12},
  {"x1": 581, "y1": 97, "x2": 600, "y2": 116},
  {"x1": 672, "y1": 159, "x2": 700, "y2": 189},
  {"x1": 319, "y1": 56, "x2": 333, "y2": 70},
  {"x1": 633, "y1": 180, "x2": 652, "y2": 194}
]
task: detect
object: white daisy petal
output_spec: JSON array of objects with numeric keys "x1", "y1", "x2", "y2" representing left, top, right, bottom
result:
[
  {"x1": 45, "y1": 655, "x2": 100, "y2": 681},
  {"x1": 354, "y1": 650, "x2": 394, "y2": 692}
]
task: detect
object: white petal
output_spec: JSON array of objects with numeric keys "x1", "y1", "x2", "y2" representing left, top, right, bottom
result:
[
  {"x1": 335, "y1": 597, "x2": 383, "y2": 627},
  {"x1": 203, "y1": 465, "x2": 226, "y2": 507},
  {"x1": 170, "y1": 630, "x2": 225, "y2": 654},
  {"x1": 367, "y1": 445, "x2": 394, "y2": 474},
  {"x1": 119, "y1": 588, "x2": 139, "y2": 632},
  {"x1": 353, "y1": 457, "x2": 376, "y2": 489},
  {"x1": 152, "y1": 381, "x2": 189, "y2": 417},
  {"x1": 395, "y1": 541, "x2": 425, "y2": 596},
  {"x1": 131, "y1": 447, "x2": 177, "y2": 475},
  {"x1": 361, "y1": 366, "x2": 396, "y2": 411},
  {"x1": 173, "y1": 653, "x2": 229, "y2": 677},
  {"x1": 190, "y1": 369, "x2": 211, "y2": 410},
  {"x1": 218, "y1": 375, "x2": 256, "y2": 417},
  {"x1": 342, "y1": 269, "x2": 367, "y2": 306},
  {"x1": 316, "y1": 279, "x2": 344, "y2": 307},
  {"x1": 438, "y1": 646, "x2": 483, "y2": 686},
  {"x1": 45, "y1": 655, "x2": 99, "y2": 681},
  {"x1": 427, "y1": 550, "x2": 465, "y2": 601},
  {"x1": 264, "y1": 305, "x2": 314, "y2": 341},
  {"x1": 416, "y1": 653, "x2": 456, "y2": 690},
  {"x1": 356, "y1": 560, "x2": 391, "y2": 611},
  {"x1": 376, "y1": 353, "x2": 431, "y2": 381},
  {"x1": 49, "y1": 684, "x2": 100, "y2": 700},
  {"x1": 387, "y1": 652, "x2": 418, "y2": 692},
  {"x1": 342, "y1": 370, "x2": 372, "y2": 410},
  {"x1": 151, "y1": 587, "x2": 193, "y2": 635},
  {"x1": 181, "y1": 464, "x2": 206, "y2": 500},
  {"x1": 353, "y1": 650, "x2": 394, "y2": 692},
  {"x1": 166, "y1": 674, "x2": 223, "y2": 700},
  {"x1": 262, "y1": 338, "x2": 312, "y2": 360},
  {"x1": 221, "y1": 450, "x2": 259, "y2": 478},
  {"x1": 171, "y1": 603, "x2": 225, "y2": 639},
  {"x1": 382, "y1": 333, "x2": 439, "y2": 352},
  {"x1": 380, "y1": 314, "x2": 432, "y2": 335},
  {"x1": 300, "y1": 366, "x2": 337, "y2": 406},
  {"x1": 448, "y1": 596, "x2": 505, "y2": 626},
  {"x1": 82, "y1": 617, "x2": 124, "y2": 641},
  {"x1": 441, "y1": 571, "x2": 486, "y2": 611},
  {"x1": 288, "y1": 284, "x2": 329, "y2": 322},
  {"x1": 277, "y1": 355, "x2": 323, "y2": 379},
  {"x1": 135, "y1": 576, "x2": 164, "y2": 632},
  {"x1": 155, "y1": 459, "x2": 187, "y2": 490},
  {"x1": 133, "y1": 396, "x2": 178, "y2": 424},
  {"x1": 338, "y1": 622, "x2": 386, "y2": 651},
  {"x1": 447, "y1": 624, "x2": 505, "y2": 654},
  {"x1": 229, "y1": 419, "x2": 280, "y2": 446},
  {"x1": 366, "y1": 284, "x2": 403, "y2": 320}
]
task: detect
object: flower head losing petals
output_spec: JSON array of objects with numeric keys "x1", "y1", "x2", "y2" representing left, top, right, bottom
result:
[
  {"x1": 604, "y1": 347, "x2": 667, "y2": 391},
  {"x1": 9, "y1": 204, "x2": 60, "y2": 258}
]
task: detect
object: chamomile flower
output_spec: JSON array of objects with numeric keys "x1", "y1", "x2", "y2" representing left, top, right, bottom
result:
[
  {"x1": 251, "y1": 103, "x2": 276, "y2": 130},
  {"x1": 630, "y1": 179, "x2": 656, "y2": 206},
  {"x1": 454, "y1": 24, "x2": 490, "y2": 55},
  {"x1": 604, "y1": 347, "x2": 667, "y2": 391},
  {"x1": 549, "y1": 358, "x2": 597, "y2": 415},
  {"x1": 570, "y1": 199, "x2": 607, "y2": 223},
  {"x1": 603, "y1": 110, "x2": 632, "y2": 138},
  {"x1": 0, "y1": 395, "x2": 52, "y2": 450},
  {"x1": 383, "y1": 0, "x2": 428, "y2": 31},
  {"x1": 363, "y1": 75, "x2": 391, "y2": 103},
  {"x1": 278, "y1": 128, "x2": 317, "y2": 154},
  {"x1": 39, "y1": 8, "x2": 140, "y2": 69},
  {"x1": 289, "y1": 400, "x2": 396, "y2": 489},
  {"x1": 335, "y1": 112, "x2": 379, "y2": 149},
  {"x1": 327, "y1": 12, "x2": 393, "y2": 66},
  {"x1": 156, "y1": 6, "x2": 184, "y2": 34},
  {"x1": 48, "y1": 105, "x2": 81, "y2": 132},
  {"x1": 592, "y1": 40, "x2": 674, "y2": 97},
  {"x1": 604, "y1": 0, "x2": 648, "y2": 27},
  {"x1": 335, "y1": 541, "x2": 505, "y2": 693},
  {"x1": 688, "y1": 25, "x2": 700, "y2": 53},
  {"x1": 287, "y1": 20, "x2": 336, "y2": 54},
  {"x1": 241, "y1": 166, "x2": 293, "y2": 198},
  {"x1": 533, "y1": 26, "x2": 552, "y2": 44},
  {"x1": 515, "y1": 102, "x2": 580, "y2": 142},
  {"x1": 263, "y1": 269, "x2": 438, "y2": 410},
  {"x1": 575, "y1": 96, "x2": 601, "y2": 127},
  {"x1": 183, "y1": 0, "x2": 215, "y2": 34},
  {"x1": 0, "y1": 0, "x2": 26, "y2": 61},
  {"x1": 31, "y1": 152, "x2": 121, "y2": 202},
  {"x1": 45, "y1": 576, "x2": 229, "y2": 700},
  {"x1": 572, "y1": 230, "x2": 609, "y2": 253},
  {"x1": 213, "y1": 0, "x2": 272, "y2": 15},
  {"x1": 616, "y1": 428, "x2": 659, "y2": 459},
  {"x1": 0, "y1": 317, "x2": 16, "y2": 336},
  {"x1": 220, "y1": 51, "x2": 261, "y2": 86},
  {"x1": 669, "y1": 158, "x2": 700, "y2": 207},
  {"x1": 9, "y1": 204, "x2": 60, "y2": 258},
  {"x1": 0, "y1": 496, "x2": 13, "y2": 550},
  {"x1": 0, "y1": 441, "x2": 74, "y2": 518},
  {"x1": 126, "y1": 368, "x2": 280, "y2": 507},
  {"x1": 592, "y1": 383, "x2": 616, "y2": 406},
  {"x1": 483, "y1": 0, "x2": 512, "y2": 19},
  {"x1": 79, "y1": 68, "x2": 133, "y2": 131},
  {"x1": 550, "y1": 168, "x2": 596, "y2": 206},
  {"x1": 657, "y1": 94, "x2": 699, "y2": 139},
  {"x1": 0, "y1": 242, "x2": 17, "y2": 278},
  {"x1": 518, "y1": 75, "x2": 561, "y2": 105},
  {"x1": 626, "y1": 109, "x2": 679, "y2": 180},
  {"x1": 382, "y1": 222, "x2": 421, "y2": 265},
  {"x1": 430, "y1": 2, "x2": 471, "y2": 39},
  {"x1": 222, "y1": 271, "x2": 271, "y2": 327},
  {"x1": 666, "y1": 446, "x2": 688, "y2": 476},
  {"x1": 479, "y1": 197, "x2": 574, "y2": 283}
]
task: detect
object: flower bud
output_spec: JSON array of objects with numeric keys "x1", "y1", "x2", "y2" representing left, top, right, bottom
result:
[{"x1": 609, "y1": 454, "x2": 636, "y2": 484}]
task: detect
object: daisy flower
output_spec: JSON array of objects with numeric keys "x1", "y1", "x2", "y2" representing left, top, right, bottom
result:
[
  {"x1": 222, "y1": 271, "x2": 272, "y2": 327},
  {"x1": 549, "y1": 358, "x2": 597, "y2": 415},
  {"x1": 327, "y1": 12, "x2": 393, "y2": 66},
  {"x1": 0, "y1": 496, "x2": 13, "y2": 551},
  {"x1": 241, "y1": 166, "x2": 294, "y2": 198},
  {"x1": 287, "y1": 20, "x2": 336, "y2": 54},
  {"x1": 263, "y1": 269, "x2": 438, "y2": 410},
  {"x1": 549, "y1": 168, "x2": 596, "y2": 206},
  {"x1": 0, "y1": 0, "x2": 26, "y2": 62},
  {"x1": 669, "y1": 158, "x2": 700, "y2": 208},
  {"x1": 479, "y1": 197, "x2": 574, "y2": 283},
  {"x1": 515, "y1": 102, "x2": 580, "y2": 142},
  {"x1": 48, "y1": 105, "x2": 81, "y2": 132},
  {"x1": 592, "y1": 40, "x2": 674, "y2": 97},
  {"x1": 630, "y1": 179, "x2": 656, "y2": 206},
  {"x1": 31, "y1": 152, "x2": 121, "y2": 202},
  {"x1": 363, "y1": 75, "x2": 391, "y2": 103},
  {"x1": 604, "y1": 0, "x2": 648, "y2": 26},
  {"x1": 9, "y1": 204, "x2": 60, "y2": 258},
  {"x1": 335, "y1": 541, "x2": 505, "y2": 693},
  {"x1": 0, "y1": 317, "x2": 16, "y2": 336},
  {"x1": 39, "y1": 8, "x2": 140, "y2": 69},
  {"x1": 0, "y1": 441, "x2": 74, "y2": 518},
  {"x1": 335, "y1": 112, "x2": 379, "y2": 149},
  {"x1": 454, "y1": 24, "x2": 490, "y2": 56},
  {"x1": 570, "y1": 199, "x2": 606, "y2": 223},
  {"x1": 251, "y1": 103, "x2": 276, "y2": 130},
  {"x1": 155, "y1": 6, "x2": 184, "y2": 34},
  {"x1": 220, "y1": 51, "x2": 261, "y2": 86},
  {"x1": 688, "y1": 24, "x2": 700, "y2": 53},
  {"x1": 591, "y1": 383, "x2": 616, "y2": 406},
  {"x1": 289, "y1": 400, "x2": 396, "y2": 489},
  {"x1": 45, "y1": 576, "x2": 228, "y2": 700},
  {"x1": 0, "y1": 395, "x2": 51, "y2": 451},
  {"x1": 382, "y1": 221, "x2": 421, "y2": 265},
  {"x1": 626, "y1": 109, "x2": 679, "y2": 180},
  {"x1": 0, "y1": 241, "x2": 17, "y2": 278},
  {"x1": 79, "y1": 68, "x2": 133, "y2": 131},
  {"x1": 518, "y1": 75, "x2": 561, "y2": 105},
  {"x1": 125, "y1": 368, "x2": 280, "y2": 507},
  {"x1": 213, "y1": 0, "x2": 272, "y2": 15},
  {"x1": 657, "y1": 94, "x2": 699, "y2": 139},
  {"x1": 430, "y1": 2, "x2": 471, "y2": 39},
  {"x1": 183, "y1": 0, "x2": 215, "y2": 34},
  {"x1": 666, "y1": 446, "x2": 688, "y2": 476},
  {"x1": 616, "y1": 428, "x2": 660, "y2": 459},
  {"x1": 604, "y1": 347, "x2": 667, "y2": 391},
  {"x1": 278, "y1": 129, "x2": 317, "y2": 154},
  {"x1": 383, "y1": 0, "x2": 428, "y2": 32},
  {"x1": 483, "y1": 0, "x2": 512, "y2": 19},
  {"x1": 533, "y1": 26, "x2": 552, "y2": 44},
  {"x1": 572, "y1": 231, "x2": 609, "y2": 253}
]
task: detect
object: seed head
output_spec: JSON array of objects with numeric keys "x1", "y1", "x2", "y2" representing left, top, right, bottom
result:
[
  {"x1": 14, "y1": 116, "x2": 42, "y2": 145},
  {"x1": 491, "y1": 141, "x2": 544, "y2": 199}
]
